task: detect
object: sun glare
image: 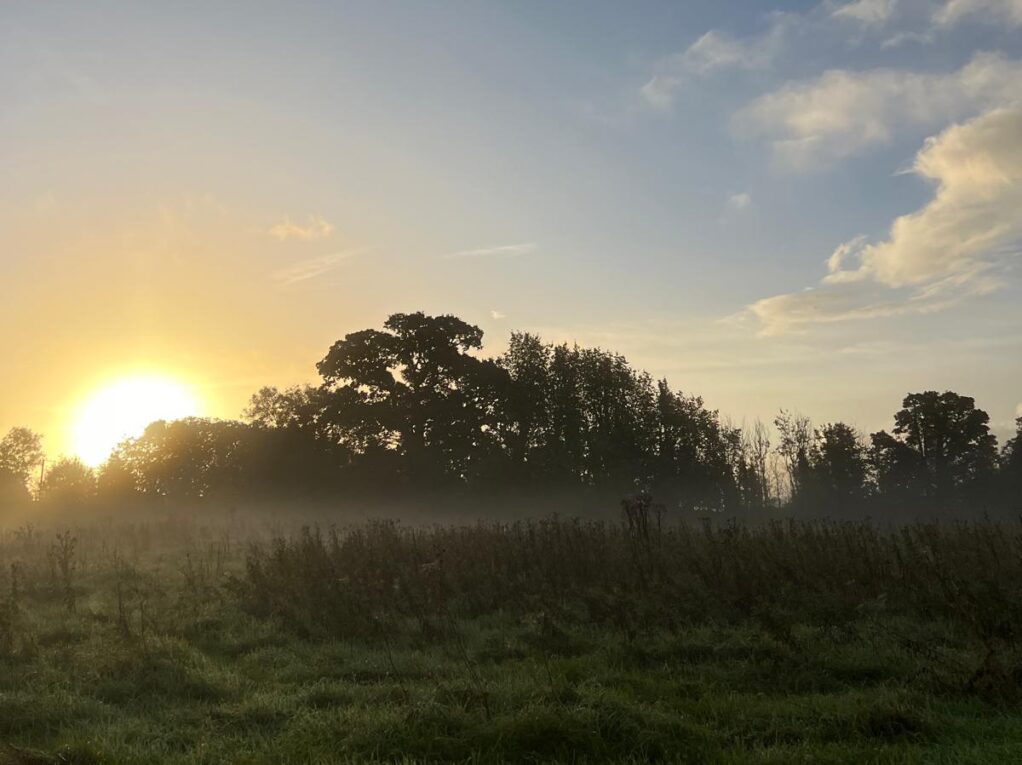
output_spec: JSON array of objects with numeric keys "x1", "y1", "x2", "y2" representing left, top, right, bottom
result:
[{"x1": 72, "y1": 376, "x2": 201, "y2": 467}]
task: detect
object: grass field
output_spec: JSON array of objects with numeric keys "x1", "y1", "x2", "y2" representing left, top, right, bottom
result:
[{"x1": 3, "y1": 503, "x2": 1022, "y2": 764}]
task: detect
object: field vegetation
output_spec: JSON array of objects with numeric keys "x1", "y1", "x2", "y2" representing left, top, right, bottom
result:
[{"x1": 4, "y1": 500, "x2": 1022, "y2": 763}]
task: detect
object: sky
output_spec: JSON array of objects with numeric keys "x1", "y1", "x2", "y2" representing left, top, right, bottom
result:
[{"x1": 2, "y1": 0, "x2": 1021, "y2": 459}]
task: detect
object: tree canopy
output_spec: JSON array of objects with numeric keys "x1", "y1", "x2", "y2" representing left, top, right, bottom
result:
[{"x1": 0, "y1": 427, "x2": 43, "y2": 504}]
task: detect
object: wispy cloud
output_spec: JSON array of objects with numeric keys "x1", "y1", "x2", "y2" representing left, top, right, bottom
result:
[
  {"x1": 490, "y1": 310, "x2": 507, "y2": 320},
  {"x1": 269, "y1": 215, "x2": 335, "y2": 242},
  {"x1": 641, "y1": 23, "x2": 790, "y2": 110},
  {"x1": 734, "y1": 52, "x2": 1022, "y2": 170},
  {"x1": 833, "y1": 0, "x2": 898, "y2": 25},
  {"x1": 444, "y1": 242, "x2": 537, "y2": 259},
  {"x1": 935, "y1": 0, "x2": 1022, "y2": 27},
  {"x1": 727, "y1": 192, "x2": 752, "y2": 211},
  {"x1": 272, "y1": 249, "x2": 359, "y2": 285},
  {"x1": 744, "y1": 106, "x2": 1022, "y2": 334}
]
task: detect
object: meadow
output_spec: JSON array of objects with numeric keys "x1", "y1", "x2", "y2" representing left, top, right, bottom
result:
[{"x1": 4, "y1": 500, "x2": 1022, "y2": 764}]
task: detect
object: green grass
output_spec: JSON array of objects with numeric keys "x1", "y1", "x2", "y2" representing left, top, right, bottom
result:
[
  {"x1": 3, "y1": 515, "x2": 1022, "y2": 763},
  {"x1": 4, "y1": 602, "x2": 1022, "y2": 763}
]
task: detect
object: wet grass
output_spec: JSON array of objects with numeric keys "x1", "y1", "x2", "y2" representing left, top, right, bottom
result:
[
  {"x1": 3, "y1": 603, "x2": 1022, "y2": 762},
  {"x1": 2, "y1": 515, "x2": 1022, "y2": 762}
]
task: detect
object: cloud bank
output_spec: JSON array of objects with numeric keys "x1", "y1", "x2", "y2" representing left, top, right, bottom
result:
[
  {"x1": 735, "y1": 52, "x2": 1022, "y2": 169},
  {"x1": 746, "y1": 105, "x2": 1022, "y2": 334}
]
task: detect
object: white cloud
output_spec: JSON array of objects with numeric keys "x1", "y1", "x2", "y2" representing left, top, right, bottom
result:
[
  {"x1": 735, "y1": 52, "x2": 1022, "y2": 169},
  {"x1": 641, "y1": 22, "x2": 789, "y2": 110},
  {"x1": 745, "y1": 106, "x2": 1022, "y2": 334},
  {"x1": 833, "y1": 0, "x2": 898, "y2": 25},
  {"x1": 444, "y1": 242, "x2": 537, "y2": 259},
  {"x1": 1016, "y1": 402, "x2": 1022, "y2": 417},
  {"x1": 269, "y1": 215, "x2": 334, "y2": 241},
  {"x1": 880, "y1": 30, "x2": 936, "y2": 48},
  {"x1": 680, "y1": 31, "x2": 764, "y2": 73},
  {"x1": 826, "y1": 235, "x2": 869, "y2": 275},
  {"x1": 727, "y1": 192, "x2": 752, "y2": 211},
  {"x1": 272, "y1": 250, "x2": 358, "y2": 285},
  {"x1": 936, "y1": 0, "x2": 1022, "y2": 26},
  {"x1": 744, "y1": 278, "x2": 994, "y2": 335},
  {"x1": 490, "y1": 310, "x2": 507, "y2": 320}
]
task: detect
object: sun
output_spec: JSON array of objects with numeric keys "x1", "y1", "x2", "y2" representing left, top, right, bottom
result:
[{"x1": 72, "y1": 375, "x2": 202, "y2": 466}]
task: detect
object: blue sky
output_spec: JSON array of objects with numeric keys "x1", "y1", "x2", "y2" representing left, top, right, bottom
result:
[{"x1": 1, "y1": 0, "x2": 1020, "y2": 452}]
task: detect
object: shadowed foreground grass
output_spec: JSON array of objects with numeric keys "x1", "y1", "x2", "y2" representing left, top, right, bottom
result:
[{"x1": 3, "y1": 509, "x2": 1022, "y2": 763}]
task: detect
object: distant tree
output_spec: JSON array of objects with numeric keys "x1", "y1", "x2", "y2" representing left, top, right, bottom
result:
[
  {"x1": 870, "y1": 430, "x2": 924, "y2": 500},
  {"x1": 871, "y1": 391, "x2": 998, "y2": 509},
  {"x1": 500, "y1": 342, "x2": 634, "y2": 487},
  {"x1": 40, "y1": 457, "x2": 96, "y2": 507},
  {"x1": 317, "y1": 312, "x2": 509, "y2": 487},
  {"x1": 652, "y1": 381, "x2": 737, "y2": 512},
  {"x1": 730, "y1": 421, "x2": 772, "y2": 513},
  {"x1": 1004, "y1": 417, "x2": 1022, "y2": 472},
  {"x1": 574, "y1": 346, "x2": 658, "y2": 486},
  {"x1": 0, "y1": 427, "x2": 43, "y2": 504},
  {"x1": 774, "y1": 411, "x2": 814, "y2": 505},
  {"x1": 243, "y1": 385, "x2": 321, "y2": 430},
  {"x1": 500, "y1": 339, "x2": 670, "y2": 491},
  {"x1": 543, "y1": 344, "x2": 588, "y2": 482},
  {"x1": 1001, "y1": 417, "x2": 1022, "y2": 510},
  {"x1": 96, "y1": 452, "x2": 139, "y2": 502},
  {"x1": 109, "y1": 418, "x2": 248, "y2": 501},
  {"x1": 0, "y1": 427, "x2": 43, "y2": 482},
  {"x1": 497, "y1": 334, "x2": 743, "y2": 507},
  {"x1": 811, "y1": 423, "x2": 869, "y2": 510},
  {"x1": 497, "y1": 332, "x2": 553, "y2": 476}
]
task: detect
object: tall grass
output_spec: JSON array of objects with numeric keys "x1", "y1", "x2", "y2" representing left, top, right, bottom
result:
[
  {"x1": 236, "y1": 498, "x2": 1022, "y2": 698},
  {"x1": 3, "y1": 503, "x2": 1022, "y2": 761}
]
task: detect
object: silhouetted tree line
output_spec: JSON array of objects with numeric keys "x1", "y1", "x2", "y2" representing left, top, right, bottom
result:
[{"x1": 2, "y1": 312, "x2": 1020, "y2": 516}]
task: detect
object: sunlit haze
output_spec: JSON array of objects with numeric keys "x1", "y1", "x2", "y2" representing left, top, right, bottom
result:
[{"x1": 71, "y1": 376, "x2": 201, "y2": 466}]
